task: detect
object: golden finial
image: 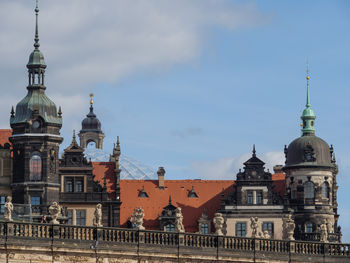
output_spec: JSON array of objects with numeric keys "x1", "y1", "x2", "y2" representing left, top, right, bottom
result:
[{"x1": 89, "y1": 93, "x2": 94, "y2": 105}]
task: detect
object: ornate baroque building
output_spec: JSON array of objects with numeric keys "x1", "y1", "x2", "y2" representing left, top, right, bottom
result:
[{"x1": 0, "y1": 3, "x2": 342, "y2": 243}]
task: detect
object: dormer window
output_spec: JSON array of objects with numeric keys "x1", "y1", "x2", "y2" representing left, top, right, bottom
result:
[
  {"x1": 188, "y1": 186, "x2": 198, "y2": 198},
  {"x1": 138, "y1": 186, "x2": 149, "y2": 198}
]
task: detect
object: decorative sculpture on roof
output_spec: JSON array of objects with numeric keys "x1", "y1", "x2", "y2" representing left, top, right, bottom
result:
[
  {"x1": 49, "y1": 202, "x2": 61, "y2": 224},
  {"x1": 213, "y1": 213, "x2": 224, "y2": 236},
  {"x1": 282, "y1": 214, "x2": 295, "y2": 240},
  {"x1": 93, "y1": 204, "x2": 103, "y2": 227},
  {"x1": 131, "y1": 207, "x2": 145, "y2": 230},
  {"x1": 4, "y1": 196, "x2": 13, "y2": 222},
  {"x1": 250, "y1": 217, "x2": 259, "y2": 238},
  {"x1": 175, "y1": 207, "x2": 185, "y2": 232}
]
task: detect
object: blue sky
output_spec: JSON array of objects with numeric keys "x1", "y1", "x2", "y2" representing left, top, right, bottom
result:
[{"x1": 0, "y1": 0, "x2": 349, "y2": 241}]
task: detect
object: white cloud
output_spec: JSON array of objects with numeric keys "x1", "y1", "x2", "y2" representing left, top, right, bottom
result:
[
  {"x1": 191, "y1": 151, "x2": 285, "y2": 179},
  {"x1": 0, "y1": 0, "x2": 267, "y2": 129}
]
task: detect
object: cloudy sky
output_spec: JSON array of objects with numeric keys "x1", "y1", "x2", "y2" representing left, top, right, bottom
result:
[{"x1": 1, "y1": 0, "x2": 350, "y2": 241}]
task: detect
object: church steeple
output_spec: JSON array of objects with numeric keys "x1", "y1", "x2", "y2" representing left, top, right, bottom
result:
[
  {"x1": 301, "y1": 64, "x2": 316, "y2": 136},
  {"x1": 27, "y1": 0, "x2": 46, "y2": 88}
]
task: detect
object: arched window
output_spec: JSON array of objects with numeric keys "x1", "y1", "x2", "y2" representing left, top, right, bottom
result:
[
  {"x1": 321, "y1": 182, "x2": 330, "y2": 198},
  {"x1": 304, "y1": 181, "x2": 314, "y2": 199},
  {"x1": 29, "y1": 153, "x2": 42, "y2": 181},
  {"x1": 165, "y1": 224, "x2": 175, "y2": 232}
]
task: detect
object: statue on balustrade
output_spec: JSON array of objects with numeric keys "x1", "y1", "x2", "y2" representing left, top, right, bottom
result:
[
  {"x1": 282, "y1": 214, "x2": 295, "y2": 240},
  {"x1": 93, "y1": 203, "x2": 103, "y2": 227},
  {"x1": 175, "y1": 207, "x2": 185, "y2": 232},
  {"x1": 4, "y1": 196, "x2": 13, "y2": 222},
  {"x1": 262, "y1": 230, "x2": 270, "y2": 239},
  {"x1": 320, "y1": 221, "x2": 328, "y2": 243},
  {"x1": 213, "y1": 213, "x2": 224, "y2": 236},
  {"x1": 131, "y1": 207, "x2": 145, "y2": 230},
  {"x1": 250, "y1": 217, "x2": 259, "y2": 238},
  {"x1": 49, "y1": 202, "x2": 61, "y2": 224}
]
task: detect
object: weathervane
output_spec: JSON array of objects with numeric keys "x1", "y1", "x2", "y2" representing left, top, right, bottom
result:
[{"x1": 90, "y1": 93, "x2": 94, "y2": 105}]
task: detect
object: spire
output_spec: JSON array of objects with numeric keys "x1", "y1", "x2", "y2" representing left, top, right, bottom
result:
[
  {"x1": 301, "y1": 61, "x2": 316, "y2": 136},
  {"x1": 116, "y1": 136, "x2": 121, "y2": 157},
  {"x1": 252, "y1": 144, "x2": 256, "y2": 157},
  {"x1": 10, "y1": 106, "x2": 15, "y2": 118},
  {"x1": 306, "y1": 61, "x2": 310, "y2": 108},
  {"x1": 34, "y1": 0, "x2": 40, "y2": 50},
  {"x1": 58, "y1": 106, "x2": 62, "y2": 117},
  {"x1": 70, "y1": 130, "x2": 79, "y2": 147},
  {"x1": 169, "y1": 195, "x2": 172, "y2": 205}
]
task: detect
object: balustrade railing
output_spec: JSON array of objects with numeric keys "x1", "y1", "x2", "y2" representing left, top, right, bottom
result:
[{"x1": 0, "y1": 221, "x2": 348, "y2": 258}]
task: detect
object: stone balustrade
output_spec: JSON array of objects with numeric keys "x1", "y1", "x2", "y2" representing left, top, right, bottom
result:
[{"x1": 0, "y1": 221, "x2": 348, "y2": 262}]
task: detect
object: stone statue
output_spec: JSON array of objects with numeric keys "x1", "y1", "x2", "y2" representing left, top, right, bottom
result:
[
  {"x1": 4, "y1": 196, "x2": 13, "y2": 222},
  {"x1": 93, "y1": 204, "x2": 103, "y2": 227},
  {"x1": 213, "y1": 213, "x2": 224, "y2": 236},
  {"x1": 263, "y1": 230, "x2": 270, "y2": 239},
  {"x1": 320, "y1": 222, "x2": 328, "y2": 243},
  {"x1": 250, "y1": 217, "x2": 259, "y2": 238},
  {"x1": 131, "y1": 207, "x2": 145, "y2": 230},
  {"x1": 327, "y1": 219, "x2": 334, "y2": 233},
  {"x1": 282, "y1": 214, "x2": 295, "y2": 240},
  {"x1": 49, "y1": 202, "x2": 61, "y2": 224},
  {"x1": 175, "y1": 207, "x2": 185, "y2": 232}
]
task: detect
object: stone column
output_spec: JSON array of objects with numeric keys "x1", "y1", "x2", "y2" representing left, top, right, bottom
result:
[{"x1": 72, "y1": 209, "x2": 77, "y2": 225}]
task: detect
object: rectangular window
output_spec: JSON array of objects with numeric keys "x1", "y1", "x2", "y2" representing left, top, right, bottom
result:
[
  {"x1": 30, "y1": 196, "x2": 41, "y2": 214},
  {"x1": 0, "y1": 196, "x2": 6, "y2": 214},
  {"x1": 75, "y1": 178, "x2": 84, "y2": 192},
  {"x1": 201, "y1": 223, "x2": 209, "y2": 234},
  {"x1": 236, "y1": 222, "x2": 246, "y2": 237},
  {"x1": 67, "y1": 209, "x2": 73, "y2": 225},
  {"x1": 76, "y1": 210, "x2": 86, "y2": 226},
  {"x1": 262, "y1": 222, "x2": 274, "y2": 237},
  {"x1": 30, "y1": 196, "x2": 41, "y2": 205},
  {"x1": 256, "y1": 191, "x2": 263, "y2": 204},
  {"x1": 305, "y1": 223, "x2": 313, "y2": 233},
  {"x1": 247, "y1": 191, "x2": 253, "y2": 204},
  {"x1": 64, "y1": 177, "x2": 74, "y2": 192}
]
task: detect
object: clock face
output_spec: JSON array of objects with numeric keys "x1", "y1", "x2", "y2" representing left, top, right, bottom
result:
[{"x1": 32, "y1": 120, "x2": 40, "y2": 129}]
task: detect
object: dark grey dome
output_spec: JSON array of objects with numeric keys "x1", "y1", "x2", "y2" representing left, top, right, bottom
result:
[
  {"x1": 285, "y1": 134, "x2": 332, "y2": 168},
  {"x1": 80, "y1": 106, "x2": 102, "y2": 133}
]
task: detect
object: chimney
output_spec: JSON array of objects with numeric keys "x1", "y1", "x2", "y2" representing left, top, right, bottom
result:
[
  {"x1": 273, "y1": 165, "x2": 283, "y2": 174},
  {"x1": 157, "y1": 167, "x2": 165, "y2": 189}
]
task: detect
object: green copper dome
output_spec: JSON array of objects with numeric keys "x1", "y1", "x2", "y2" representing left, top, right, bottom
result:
[
  {"x1": 27, "y1": 49, "x2": 46, "y2": 68},
  {"x1": 10, "y1": 89, "x2": 62, "y2": 125}
]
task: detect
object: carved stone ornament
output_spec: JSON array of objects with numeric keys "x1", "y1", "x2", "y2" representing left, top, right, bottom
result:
[
  {"x1": 175, "y1": 207, "x2": 185, "y2": 232},
  {"x1": 131, "y1": 207, "x2": 145, "y2": 230},
  {"x1": 93, "y1": 203, "x2": 103, "y2": 227},
  {"x1": 213, "y1": 213, "x2": 224, "y2": 236},
  {"x1": 282, "y1": 214, "x2": 295, "y2": 240},
  {"x1": 4, "y1": 196, "x2": 13, "y2": 222},
  {"x1": 49, "y1": 202, "x2": 61, "y2": 224}
]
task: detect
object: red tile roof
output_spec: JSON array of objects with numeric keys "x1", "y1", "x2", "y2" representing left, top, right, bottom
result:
[
  {"x1": 120, "y1": 180, "x2": 234, "y2": 232},
  {"x1": 0, "y1": 129, "x2": 11, "y2": 147},
  {"x1": 92, "y1": 161, "x2": 286, "y2": 232}
]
